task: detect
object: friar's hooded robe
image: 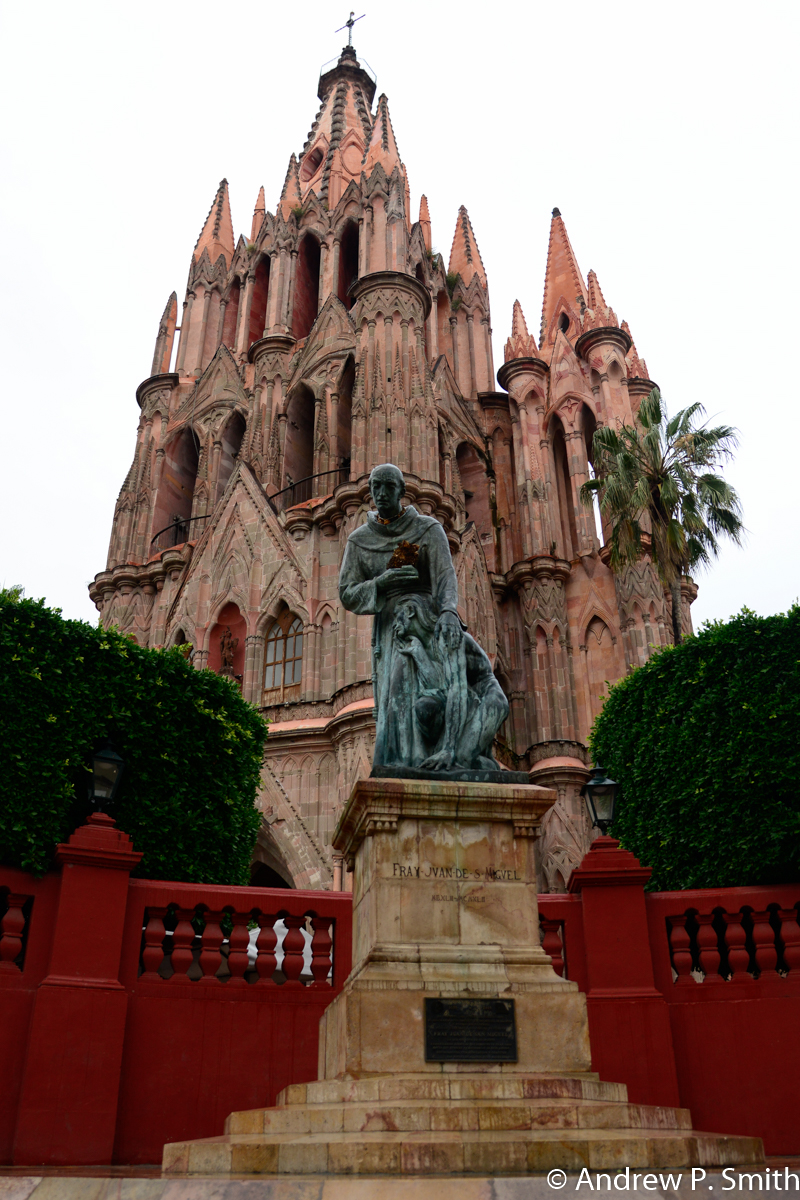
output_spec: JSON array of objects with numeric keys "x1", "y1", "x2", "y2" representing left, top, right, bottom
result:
[{"x1": 338, "y1": 504, "x2": 462, "y2": 768}]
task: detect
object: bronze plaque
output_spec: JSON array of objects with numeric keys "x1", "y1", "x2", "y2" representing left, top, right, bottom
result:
[{"x1": 424, "y1": 997, "x2": 517, "y2": 1062}]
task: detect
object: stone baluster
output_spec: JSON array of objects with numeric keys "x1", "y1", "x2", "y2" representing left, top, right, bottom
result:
[
  {"x1": 778, "y1": 909, "x2": 800, "y2": 973},
  {"x1": 722, "y1": 912, "x2": 751, "y2": 979},
  {"x1": 540, "y1": 918, "x2": 565, "y2": 978},
  {"x1": 256, "y1": 916, "x2": 278, "y2": 985},
  {"x1": 227, "y1": 914, "x2": 251, "y2": 986},
  {"x1": 310, "y1": 916, "x2": 333, "y2": 986},
  {"x1": 199, "y1": 911, "x2": 224, "y2": 980},
  {"x1": 752, "y1": 910, "x2": 778, "y2": 975},
  {"x1": 141, "y1": 908, "x2": 167, "y2": 978},
  {"x1": 0, "y1": 893, "x2": 28, "y2": 973},
  {"x1": 281, "y1": 915, "x2": 306, "y2": 986},
  {"x1": 696, "y1": 914, "x2": 721, "y2": 979},
  {"x1": 667, "y1": 915, "x2": 694, "y2": 984},
  {"x1": 170, "y1": 909, "x2": 196, "y2": 977}
]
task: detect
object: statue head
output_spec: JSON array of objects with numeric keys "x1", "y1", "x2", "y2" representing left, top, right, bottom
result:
[
  {"x1": 394, "y1": 596, "x2": 437, "y2": 643},
  {"x1": 369, "y1": 463, "x2": 405, "y2": 521}
]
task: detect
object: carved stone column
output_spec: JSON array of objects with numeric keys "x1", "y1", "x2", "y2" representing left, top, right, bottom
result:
[{"x1": 244, "y1": 634, "x2": 263, "y2": 705}]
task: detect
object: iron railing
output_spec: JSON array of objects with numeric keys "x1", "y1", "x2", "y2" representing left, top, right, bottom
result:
[
  {"x1": 269, "y1": 465, "x2": 349, "y2": 514},
  {"x1": 150, "y1": 514, "x2": 211, "y2": 553}
]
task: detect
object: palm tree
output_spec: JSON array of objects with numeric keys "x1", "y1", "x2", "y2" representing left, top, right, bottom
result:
[{"x1": 580, "y1": 388, "x2": 744, "y2": 645}]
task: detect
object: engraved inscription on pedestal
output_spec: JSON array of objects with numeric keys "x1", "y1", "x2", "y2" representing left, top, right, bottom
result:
[{"x1": 424, "y1": 997, "x2": 518, "y2": 1063}]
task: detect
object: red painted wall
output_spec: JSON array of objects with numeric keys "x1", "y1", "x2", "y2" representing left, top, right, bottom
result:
[
  {"x1": 2, "y1": 823, "x2": 799, "y2": 1164},
  {"x1": 540, "y1": 841, "x2": 800, "y2": 1156},
  {"x1": 0, "y1": 817, "x2": 351, "y2": 1167}
]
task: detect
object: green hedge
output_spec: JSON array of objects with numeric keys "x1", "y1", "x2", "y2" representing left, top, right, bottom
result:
[
  {"x1": 590, "y1": 606, "x2": 800, "y2": 890},
  {"x1": 0, "y1": 593, "x2": 267, "y2": 882}
]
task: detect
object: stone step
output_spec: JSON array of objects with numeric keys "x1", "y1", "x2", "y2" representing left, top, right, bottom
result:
[
  {"x1": 226, "y1": 1098, "x2": 693, "y2": 1136},
  {"x1": 278, "y1": 1072, "x2": 627, "y2": 1106},
  {"x1": 163, "y1": 1126, "x2": 763, "y2": 1176}
]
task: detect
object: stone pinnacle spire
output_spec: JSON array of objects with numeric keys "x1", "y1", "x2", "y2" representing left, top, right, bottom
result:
[
  {"x1": 419, "y1": 195, "x2": 431, "y2": 252},
  {"x1": 251, "y1": 186, "x2": 266, "y2": 240},
  {"x1": 540, "y1": 207, "x2": 586, "y2": 346},
  {"x1": 448, "y1": 205, "x2": 487, "y2": 287},
  {"x1": 278, "y1": 155, "x2": 302, "y2": 220},
  {"x1": 194, "y1": 179, "x2": 235, "y2": 266},
  {"x1": 363, "y1": 94, "x2": 402, "y2": 176},
  {"x1": 504, "y1": 299, "x2": 540, "y2": 362}
]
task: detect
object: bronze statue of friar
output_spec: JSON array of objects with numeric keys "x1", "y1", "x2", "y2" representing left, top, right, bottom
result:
[{"x1": 338, "y1": 463, "x2": 528, "y2": 783}]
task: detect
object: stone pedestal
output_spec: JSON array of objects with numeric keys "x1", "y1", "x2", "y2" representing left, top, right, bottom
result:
[
  {"x1": 163, "y1": 778, "x2": 764, "y2": 1177},
  {"x1": 318, "y1": 777, "x2": 590, "y2": 1078}
]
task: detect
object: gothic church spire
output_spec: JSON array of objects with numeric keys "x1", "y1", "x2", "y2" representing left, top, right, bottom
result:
[
  {"x1": 194, "y1": 178, "x2": 235, "y2": 267},
  {"x1": 448, "y1": 205, "x2": 487, "y2": 287},
  {"x1": 540, "y1": 207, "x2": 586, "y2": 347}
]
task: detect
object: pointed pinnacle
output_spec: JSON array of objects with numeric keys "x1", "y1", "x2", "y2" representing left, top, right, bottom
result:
[
  {"x1": 504, "y1": 299, "x2": 539, "y2": 363},
  {"x1": 419, "y1": 194, "x2": 432, "y2": 252},
  {"x1": 512, "y1": 300, "x2": 529, "y2": 338},
  {"x1": 448, "y1": 205, "x2": 487, "y2": 287},
  {"x1": 251, "y1": 186, "x2": 266, "y2": 241},
  {"x1": 541, "y1": 207, "x2": 586, "y2": 345},
  {"x1": 194, "y1": 178, "x2": 235, "y2": 265},
  {"x1": 279, "y1": 154, "x2": 302, "y2": 220},
  {"x1": 363, "y1": 93, "x2": 402, "y2": 175}
]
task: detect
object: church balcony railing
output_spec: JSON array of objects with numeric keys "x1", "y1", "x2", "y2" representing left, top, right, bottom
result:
[
  {"x1": 150, "y1": 514, "x2": 212, "y2": 553},
  {"x1": 269, "y1": 465, "x2": 350, "y2": 514}
]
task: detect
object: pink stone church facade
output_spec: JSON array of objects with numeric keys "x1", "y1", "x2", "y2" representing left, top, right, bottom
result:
[{"x1": 90, "y1": 45, "x2": 694, "y2": 893}]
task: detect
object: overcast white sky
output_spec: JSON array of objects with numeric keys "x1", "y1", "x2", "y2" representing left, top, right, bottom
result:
[{"x1": 1, "y1": 0, "x2": 798, "y2": 629}]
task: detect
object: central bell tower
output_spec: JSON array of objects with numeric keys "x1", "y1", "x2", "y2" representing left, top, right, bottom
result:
[{"x1": 91, "y1": 45, "x2": 688, "y2": 894}]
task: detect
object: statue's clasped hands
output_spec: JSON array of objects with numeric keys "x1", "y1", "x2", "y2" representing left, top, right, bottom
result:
[{"x1": 376, "y1": 564, "x2": 419, "y2": 594}]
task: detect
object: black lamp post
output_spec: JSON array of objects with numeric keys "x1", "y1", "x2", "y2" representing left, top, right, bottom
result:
[
  {"x1": 90, "y1": 740, "x2": 125, "y2": 812},
  {"x1": 580, "y1": 766, "x2": 620, "y2": 836}
]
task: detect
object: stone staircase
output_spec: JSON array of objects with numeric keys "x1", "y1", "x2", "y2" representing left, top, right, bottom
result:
[{"x1": 162, "y1": 1072, "x2": 763, "y2": 1176}]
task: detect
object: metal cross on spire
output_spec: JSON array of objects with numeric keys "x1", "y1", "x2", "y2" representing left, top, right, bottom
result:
[{"x1": 336, "y1": 11, "x2": 364, "y2": 46}]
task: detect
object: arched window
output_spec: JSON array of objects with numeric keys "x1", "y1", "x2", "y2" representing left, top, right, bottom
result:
[
  {"x1": 292, "y1": 234, "x2": 321, "y2": 340},
  {"x1": 336, "y1": 356, "x2": 355, "y2": 468},
  {"x1": 456, "y1": 442, "x2": 494, "y2": 570},
  {"x1": 415, "y1": 264, "x2": 430, "y2": 360},
  {"x1": 222, "y1": 278, "x2": 241, "y2": 350},
  {"x1": 151, "y1": 426, "x2": 199, "y2": 544},
  {"x1": 337, "y1": 222, "x2": 359, "y2": 309},
  {"x1": 584, "y1": 616, "x2": 614, "y2": 725},
  {"x1": 249, "y1": 257, "x2": 270, "y2": 346},
  {"x1": 216, "y1": 411, "x2": 246, "y2": 501},
  {"x1": 436, "y1": 291, "x2": 450, "y2": 369},
  {"x1": 300, "y1": 144, "x2": 324, "y2": 184},
  {"x1": 582, "y1": 405, "x2": 604, "y2": 545},
  {"x1": 263, "y1": 612, "x2": 304, "y2": 700},
  {"x1": 438, "y1": 427, "x2": 448, "y2": 491},
  {"x1": 283, "y1": 384, "x2": 315, "y2": 490},
  {"x1": 551, "y1": 414, "x2": 578, "y2": 560}
]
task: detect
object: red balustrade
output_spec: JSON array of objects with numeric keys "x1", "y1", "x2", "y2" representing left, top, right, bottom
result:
[{"x1": 2, "y1": 818, "x2": 799, "y2": 1165}]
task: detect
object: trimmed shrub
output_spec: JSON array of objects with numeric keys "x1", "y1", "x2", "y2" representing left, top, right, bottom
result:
[
  {"x1": 0, "y1": 593, "x2": 267, "y2": 882},
  {"x1": 590, "y1": 606, "x2": 800, "y2": 890}
]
